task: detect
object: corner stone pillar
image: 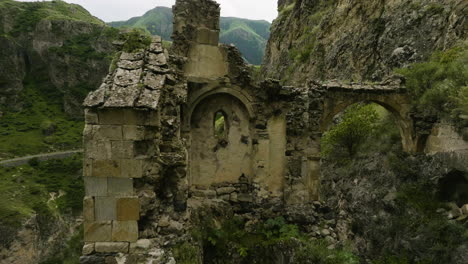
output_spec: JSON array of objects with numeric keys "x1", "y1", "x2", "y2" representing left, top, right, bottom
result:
[
  {"x1": 82, "y1": 108, "x2": 159, "y2": 254},
  {"x1": 173, "y1": 0, "x2": 221, "y2": 47}
]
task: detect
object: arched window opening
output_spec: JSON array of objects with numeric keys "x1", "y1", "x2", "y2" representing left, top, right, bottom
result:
[{"x1": 214, "y1": 111, "x2": 227, "y2": 139}]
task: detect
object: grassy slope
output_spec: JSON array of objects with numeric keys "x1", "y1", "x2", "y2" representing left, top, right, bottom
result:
[
  {"x1": 108, "y1": 7, "x2": 271, "y2": 65},
  {"x1": 0, "y1": 0, "x2": 103, "y2": 36},
  {"x1": 0, "y1": 74, "x2": 84, "y2": 160},
  {"x1": 0, "y1": 154, "x2": 83, "y2": 255},
  {"x1": 0, "y1": 0, "x2": 119, "y2": 160}
]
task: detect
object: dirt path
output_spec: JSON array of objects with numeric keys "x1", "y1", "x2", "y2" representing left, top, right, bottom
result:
[{"x1": 0, "y1": 149, "x2": 83, "y2": 167}]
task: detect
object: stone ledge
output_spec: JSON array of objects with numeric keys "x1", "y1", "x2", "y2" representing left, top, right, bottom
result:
[{"x1": 95, "y1": 242, "x2": 129, "y2": 253}]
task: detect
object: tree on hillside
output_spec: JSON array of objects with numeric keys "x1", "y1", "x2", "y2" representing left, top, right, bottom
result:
[{"x1": 321, "y1": 104, "x2": 379, "y2": 158}]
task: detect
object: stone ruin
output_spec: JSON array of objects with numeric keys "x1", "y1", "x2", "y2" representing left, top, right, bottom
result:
[{"x1": 79, "y1": 0, "x2": 465, "y2": 263}]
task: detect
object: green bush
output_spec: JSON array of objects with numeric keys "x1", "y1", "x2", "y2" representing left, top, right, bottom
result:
[
  {"x1": 321, "y1": 104, "x2": 379, "y2": 158},
  {"x1": 121, "y1": 29, "x2": 152, "y2": 53},
  {"x1": 396, "y1": 42, "x2": 468, "y2": 129},
  {"x1": 188, "y1": 214, "x2": 359, "y2": 263}
]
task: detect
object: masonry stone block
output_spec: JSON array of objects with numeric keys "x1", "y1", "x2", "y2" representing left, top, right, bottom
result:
[
  {"x1": 116, "y1": 197, "x2": 140, "y2": 221},
  {"x1": 83, "y1": 159, "x2": 93, "y2": 177},
  {"x1": 85, "y1": 109, "x2": 99, "y2": 124},
  {"x1": 112, "y1": 221, "x2": 138, "y2": 242},
  {"x1": 85, "y1": 140, "x2": 112, "y2": 160},
  {"x1": 82, "y1": 242, "x2": 95, "y2": 255},
  {"x1": 111, "y1": 141, "x2": 135, "y2": 159},
  {"x1": 108, "y1": 178, "x2": 134, "y2": 196},
  {"x1": 92, "y1": 160, "x2": 121, "y2": 178},
  {"x1": 94, "y1": 125, "x2": 123, "y2": 140},
  {"x1": 129, "y1": 239, "x2": 152, "y2": 254},
  {"x1": 196, "y1": 28, "x2": 219, "y2": 45},
  {"x1": 95, "y1": 197, "x2": 117, "y2": 220},
  {"x1": 123, "y1": 125, "x2": 145, "y2": 140},
  {"x1": 95, "y1": 242, "x2": 129, "y2": 253},
  {"x1": 84, "y1": 221, "x2": 112, "y2": 242},
  {"x1": 148, "y1": 111, "x2": 160, "y2": 127},
  {"x1": 124, "y1": 110, "x2": 148, "y2": 125},
  {"x1": 98, "y1": 109, "x2": 124, "y2": 125},
  {"x1": 83, "y1": 125, "x2": 94, "y2": 142},
  {"x1": 84, "y1": 177, "x2": 108, "y2": 196},
  {"x1": 83, "y1": 196, "x2": 95, "y2": 221},
  {"x1": 121, "y1": 159, "x2": 143, "y2": 178}
]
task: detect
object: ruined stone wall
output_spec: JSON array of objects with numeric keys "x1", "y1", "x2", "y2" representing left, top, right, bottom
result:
[
  {"x1": 190, "y1": 94, "x2": 253, "y2": 186},
  {"x1": 82, "y1": 108, "x2": 159, "y2": 254},
  {"x1": 78, "y1": 1, "x2": 455, "y2": 263}
]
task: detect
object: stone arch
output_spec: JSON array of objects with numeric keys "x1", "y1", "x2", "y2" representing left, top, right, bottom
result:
[
  {"x1": 183, "y1": 86, "x2": 256, "y2": 131},
  {"x1": 320, "y1": 92, "x2": 418, "y2": 153},
  {"x1": 188, "y1": 92, "x2": 254, "y2": 187}
]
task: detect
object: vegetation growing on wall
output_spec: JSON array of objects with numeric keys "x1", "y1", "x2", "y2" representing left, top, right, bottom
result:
[
  {"x1": 120, "y1": 29, "x2": 152, "y2": 53},
  {"x1": 396, "y1": 42, "x2": 468, "y2": 129},
  {"x1": 177, "y1": 213, "x2": 360, "y2": 264}
]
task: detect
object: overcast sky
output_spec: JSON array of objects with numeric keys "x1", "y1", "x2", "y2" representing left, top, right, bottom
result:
[{"x1": 16, "y1": 0, "x2": 278, "y2": 22}]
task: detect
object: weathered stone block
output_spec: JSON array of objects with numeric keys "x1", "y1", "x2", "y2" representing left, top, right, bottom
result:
[
  {"x1": 94, "y1": 125, "x2": 123, "y2": 140},
  {"x1": 196, "y1": 28, "x2": 219, "y2": 45},
  {"x1": 116, "y1": 197, "x2": 140, "y2": 221},
  {"x1": 83, "y1": 196, "x2": 95, "y2": 221},
  {"x1": 114, "y1": 68, "x2": 142, "y2": 87},
  {"x1": 123, "y1": 126, "x2": 145, "y2": 141},
  {"x1": 82, "y1": 243, "x2": 95, "y2": 255},
  {"x1": 124, "y1": 110, "x2": 148, "y2": 125},
  {"x1": 144, "y1": 72, "x2": 166, "y2": 90},
  {"x1": 95, "y1": 197, "x2": 117, "y2": 220},
  {"x1": 92, "y1": 160, "x2": 121, "y2": 178},
  {"x1": 136, "y1": 89, "x2": 161, "y2": 110},
  {"x1": 112, "y1": 221, "x2": 138, "y2": 242},
  {"x1": 83, "y1": 159, "x2": 93, "y2": 177},
  {"x1": 95, "y1": 242, "x2": 129, "y2": 253},
  {"x1": 216, "y1": 187, "x2": 236, "y2": 195},
  {"x1": 83, "y1": 125, "x2": 94, "y2": 142},
  {"x1": 148, "y1": 111, "x2": 160, "y2": 127},
  {"x1": 85, "y1": 140, "x2": 112, "y2": 160},
  {"x1": 98, "y1": 109, "x2": 124, "y2": 125},
  {"x1": 111, "y1": 141, "x2": 135, "y2": 159},
  {"x1": 108, "y1": 178, "x2": 134, "y2": 196},
  {"x1": 192, "y1": 189, "x2": 216, "y2": 199},
  {"x1": 118, "y1": 60, "x2": 144, "y2": 70},
  {"x1": 121, "y1": 159, "x2": 144, "y2": 178},
  {"x1": 85, "y1": 109, "x2": 99, "y2": 124},
  {"x1": 84, "y1": 177, "x2": 107, "y2": 196},
  {"x1": 120, "y1": 51, "x2": 144, "y2": 61},
  {"x1": 84, "y1": 221, "x2": 112, "y2": 242},
  {"x1": 129, "y1": 239, "x2": 152, "y2": 254},
  {"x1": 147, "y1": 52, "x2": 167, "y2": 66}
]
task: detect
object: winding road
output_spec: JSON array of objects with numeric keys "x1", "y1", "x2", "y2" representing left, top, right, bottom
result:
[{"x1": 0, "y1": 149, "x2": 83, "y2": 167}]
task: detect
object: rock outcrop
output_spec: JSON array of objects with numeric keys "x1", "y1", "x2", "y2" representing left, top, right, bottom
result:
[{"x1": 262, "y1": 0, "x2": 467, "y2": 84}]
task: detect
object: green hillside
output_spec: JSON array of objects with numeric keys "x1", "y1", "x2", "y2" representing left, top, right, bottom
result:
[
  {"x1": 108, "y1": 7, "x2": 271, "y2": 65},
  {"x1": 0, "y1": 0, "x2": 119, "y2": 160}
]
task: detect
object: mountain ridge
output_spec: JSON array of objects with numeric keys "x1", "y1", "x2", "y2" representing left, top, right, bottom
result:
[{"x1": 108, "y1": 6, "x2": 271, "y2": 65}]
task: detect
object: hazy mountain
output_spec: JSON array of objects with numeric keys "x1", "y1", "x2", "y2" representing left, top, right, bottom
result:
[{"x1": 108, "y1": 7, "x2": 271, "y2": 65}]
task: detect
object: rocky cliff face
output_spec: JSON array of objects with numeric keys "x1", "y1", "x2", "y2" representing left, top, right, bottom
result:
[
  {"x1": 262, "y1": 0, "x2": 467, "y2": 85},
  {"x1": 0, "y1": 0, "x2": 118, "y2": 117}
]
